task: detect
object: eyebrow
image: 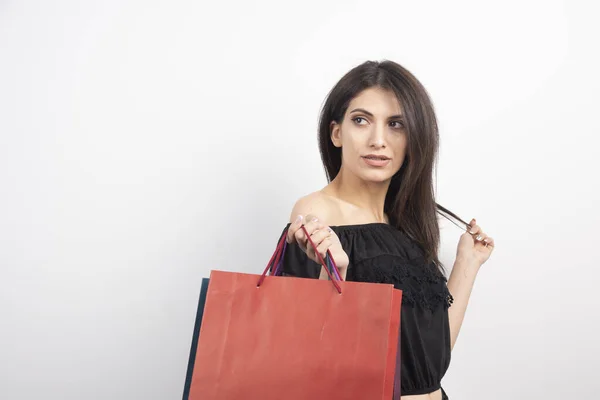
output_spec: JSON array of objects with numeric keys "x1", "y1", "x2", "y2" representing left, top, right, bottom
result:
[{"x1": 348, "y1": 108, "x2": 404, "y2": 119}]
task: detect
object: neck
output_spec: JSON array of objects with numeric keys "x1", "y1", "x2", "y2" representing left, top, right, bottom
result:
[{"x1": 326, "y1": 166, "x2": 391, "y2": 223}]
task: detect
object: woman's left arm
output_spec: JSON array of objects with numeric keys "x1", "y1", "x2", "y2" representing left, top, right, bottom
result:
[{"x1": 447, "y1": 218, "x2": 495, "y2": 351}]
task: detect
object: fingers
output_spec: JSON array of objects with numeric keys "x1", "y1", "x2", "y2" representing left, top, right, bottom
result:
[
  {"x1": 303, "y1": 215, "x2": 321, "y2": 233},
  {"x1": 316, "y1": 236, "x2": 335, "y2": 259},
  {"x1": 483, "y1": 236, "x2": 494, "y2": 248},
  {"x1": 298, "y1": 217, "x2": 325, "y2": 252},
  {"x1": 467, "y1": 218, "x2": 494, "y2": 248},
  {"x1": 287, "y1": 214, "x2": 319, "y2": 243},
  {"x1": 287, "y1": 214, "x2": 338, "y2": 261},
  {"x1": 467, "y1": 218, "x2": 480, "y2": 235},
  {"x1": 306, "y1": 227, "x2": 333, "y2": 259},
  {"x1": 287, "y1": 215, "x2": 304, "y2": 243},
  {"x1": 289, "y1": 215, "x2": 323, "y2": 250}
]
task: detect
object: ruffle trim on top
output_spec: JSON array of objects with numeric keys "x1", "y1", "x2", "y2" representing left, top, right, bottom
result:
[{"x1": 350, "y1": 255, "x2": 454, "y2": 310}]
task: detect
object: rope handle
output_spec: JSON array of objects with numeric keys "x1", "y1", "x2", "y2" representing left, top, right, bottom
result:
[{"x1": 257, "y1": 225, "x2": 343, "y2": 293}]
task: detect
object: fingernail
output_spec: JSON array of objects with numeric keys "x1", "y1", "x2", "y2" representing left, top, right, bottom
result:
[
  {"x1": 295, "y1": 215, "x2": 303, "y2": 223},
  {"x1": 312, "y1": 218, "x2": 318, "y2": 222}
]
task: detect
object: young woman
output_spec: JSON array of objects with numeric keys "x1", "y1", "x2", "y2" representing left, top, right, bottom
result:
[{"x1": 277, "y1": 60, "x2": 495, "y2": 400}]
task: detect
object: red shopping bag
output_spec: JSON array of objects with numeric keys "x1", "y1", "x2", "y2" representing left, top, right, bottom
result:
[{"x1": 188, "y1": 226, "x2": 402, "y2": 400}]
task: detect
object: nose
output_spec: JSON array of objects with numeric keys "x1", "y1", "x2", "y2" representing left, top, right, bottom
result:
[{"x1": 369, "y1": 124, "x2": 386, "y2": 149}]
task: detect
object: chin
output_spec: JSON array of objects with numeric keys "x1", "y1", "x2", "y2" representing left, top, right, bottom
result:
[{"x1": 360, "y1": 171, "x2": 394, "y2": 184}]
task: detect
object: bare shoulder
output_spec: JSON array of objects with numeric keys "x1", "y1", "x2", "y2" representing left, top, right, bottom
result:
[{"x1": 288, "y1": 191, "x2": 341, "y2": 224}]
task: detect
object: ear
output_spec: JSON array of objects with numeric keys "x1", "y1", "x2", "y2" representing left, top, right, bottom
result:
[{"x1": 330, "y1": 121, "x2": 342, "y2": 148}]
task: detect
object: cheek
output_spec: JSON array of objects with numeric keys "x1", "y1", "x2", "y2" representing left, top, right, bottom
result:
[
  {"x1": 392, "y1": 137, "x2": 408, "y2": 164},
  {"x1": 392, "y1": 135, "x2": 408, "y2": 154},
  {"x1": 340, "y1": 131, "x2": 363, "y2": 153},
  {"x1": 341, "y1": 144, "x2": 360, "y2": 162}
]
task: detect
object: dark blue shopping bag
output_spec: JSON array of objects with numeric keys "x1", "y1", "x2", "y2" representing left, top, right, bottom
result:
[{"x1": 182, "y1": 278, "x2": 209, "y2": 400}]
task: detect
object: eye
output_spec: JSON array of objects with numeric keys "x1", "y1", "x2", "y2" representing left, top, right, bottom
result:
[
  {"x1": 390, "y1": 120, "x2": 405, "y2": 129},
  {"x1": 352, "y1": 117, "x2": 368, "y2": 125}
]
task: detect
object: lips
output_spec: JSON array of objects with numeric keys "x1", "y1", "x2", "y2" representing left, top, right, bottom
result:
[
  {"x1": 362, "y1": 155, "x2": 391, "y2": 160},
  {"x1": 361, "y1": 154, "x2": 391, "y2": 167}
]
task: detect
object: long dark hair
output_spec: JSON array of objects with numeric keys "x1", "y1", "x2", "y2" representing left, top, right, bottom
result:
[{"x1": 318, "y1": 60, "x2": 470, "y2": 275}]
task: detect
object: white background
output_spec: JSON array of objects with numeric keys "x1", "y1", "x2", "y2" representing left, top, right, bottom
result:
[{"x1": 1, "y1": 0, "x2": 598, "y2": 399}]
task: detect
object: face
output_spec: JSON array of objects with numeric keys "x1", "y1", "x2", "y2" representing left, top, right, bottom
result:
[{"x1": 330, "y1": 87, "x2": 408, "y2": 184}]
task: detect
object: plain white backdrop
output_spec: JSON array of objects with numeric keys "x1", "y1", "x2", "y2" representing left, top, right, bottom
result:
[{"x1": 1, "y1": 0, "x2": 598, "y2": 399}]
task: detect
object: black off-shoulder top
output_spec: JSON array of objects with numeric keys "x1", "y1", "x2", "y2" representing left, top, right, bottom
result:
[{"x1": 277, "y1": 223, "x2": 453, "y2": 398}]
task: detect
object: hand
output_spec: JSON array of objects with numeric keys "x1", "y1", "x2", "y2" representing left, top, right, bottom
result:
[
  {"x1": 456, "y1": 218, "x2": 495, "y2": 267},
  {"x1": 287, "y1": 214, "x2": 350, "y2": 273}
]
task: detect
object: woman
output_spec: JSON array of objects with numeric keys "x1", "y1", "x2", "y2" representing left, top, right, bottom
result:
[{"x1": 277, "y1": 60, "x2": 495, "y2": 400}]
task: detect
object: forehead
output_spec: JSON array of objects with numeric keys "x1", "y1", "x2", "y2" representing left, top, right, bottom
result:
[{"x1": 347, "y1": 87, "x2": 404, "y2": 116}]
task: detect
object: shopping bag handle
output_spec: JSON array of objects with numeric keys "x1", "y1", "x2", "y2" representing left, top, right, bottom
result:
[
  {"x1": 271, "y1": 234, "x2": 341, "y2": 281},
  {"x1": 277, "y1": 226, "x2": 342, "y2": 283},
  {"x1": 257, "y1": 225, "x2": 343, "y2": 293}
]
